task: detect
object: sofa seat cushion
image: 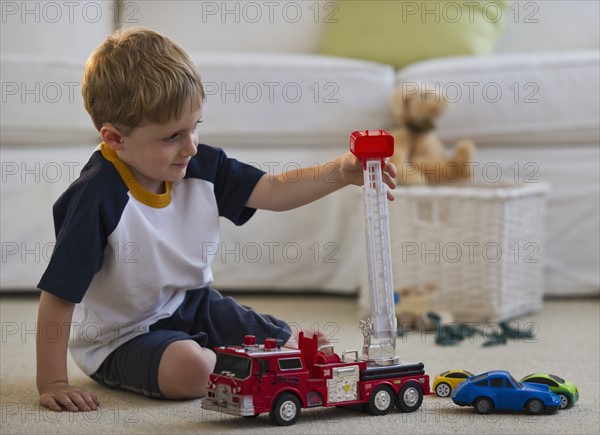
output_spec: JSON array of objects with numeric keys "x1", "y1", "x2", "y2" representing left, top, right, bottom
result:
[
  {"x1": 395, "y1": 50, "x2": 600, "y2": 145},
  {"x1": 191, "y1": 53, "x2": 395, "y2": 148}
]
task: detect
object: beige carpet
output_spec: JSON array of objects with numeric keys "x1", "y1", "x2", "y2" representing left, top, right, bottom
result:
[{"x1": 1, "y1": 293, "x2": 598, "y2": 434}]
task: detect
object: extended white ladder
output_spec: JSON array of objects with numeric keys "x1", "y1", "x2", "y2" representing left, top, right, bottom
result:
[{"x1": 361, "y1": 159, "x2": 397, "y2": 362}]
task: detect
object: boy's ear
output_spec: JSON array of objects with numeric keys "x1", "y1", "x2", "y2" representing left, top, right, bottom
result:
[{"x1": 100, "y1": 124, "x2": 124, "y2": 151}]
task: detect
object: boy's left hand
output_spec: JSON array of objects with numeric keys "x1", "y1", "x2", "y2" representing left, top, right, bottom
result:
[{"x1": 338, "y1": 152, "x2": 397, "y2": 200}]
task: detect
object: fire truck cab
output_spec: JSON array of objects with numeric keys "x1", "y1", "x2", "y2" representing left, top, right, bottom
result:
[{"x1": 202, "y1": 333, "x2": 430, "y2": 426}]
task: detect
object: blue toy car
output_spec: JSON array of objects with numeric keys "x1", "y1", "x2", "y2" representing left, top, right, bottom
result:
[{"x1": 451, "y1": 370, "x2": 561, "y2": 415}]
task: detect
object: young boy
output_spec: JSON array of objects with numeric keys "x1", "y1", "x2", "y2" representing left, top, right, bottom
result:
[{"x1": 36, "y1": 28, "x2": 396, "y2": 412}]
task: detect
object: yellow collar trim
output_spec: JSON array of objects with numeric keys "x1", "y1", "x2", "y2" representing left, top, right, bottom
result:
[{"x1": 100, "y1": 143, "x2": 172, "y2": 208}]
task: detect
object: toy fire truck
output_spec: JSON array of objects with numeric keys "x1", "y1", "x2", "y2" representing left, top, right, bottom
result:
[{"x1": 201, "y1": 131, "x2": 430, "y2": 426}]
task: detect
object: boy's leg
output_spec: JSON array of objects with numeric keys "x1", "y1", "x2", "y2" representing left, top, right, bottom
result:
[
  {"x1": 154, "y1": 287, "x2": 291, "y2": 398},
  {"x1": 91, "y1": 329, "x2": 211, "y2": 399},
  {"x1": 92, "y1": 287, "x2": 291, "y2": 399},
  {"x1": 157, "y1": 340, "x2": 216, "y2": 399},
  {"x1": 177, "y1": 287, "x2": 292, "y2": 348}
]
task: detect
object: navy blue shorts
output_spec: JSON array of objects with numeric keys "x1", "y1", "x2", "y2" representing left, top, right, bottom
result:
[{"x1": 90, "y1": 287, "x2": 291, "y2": 398}]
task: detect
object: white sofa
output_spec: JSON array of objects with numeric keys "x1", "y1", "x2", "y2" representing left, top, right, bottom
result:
[{"x1": 1, "y1": 1, "x2": 598, "y2": 297}]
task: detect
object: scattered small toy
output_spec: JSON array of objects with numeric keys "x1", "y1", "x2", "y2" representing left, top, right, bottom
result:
[
  {"x1": 520, "y1": 373, "x2": 579, "y2": 409},
  {"x1": 432, "y1": 370, "x2": 474, "y2": 397},
  {"x1": 424, "y1": 313, "x2": 537, "y2": 347},
  {"x1": 451, "y1": 370, "x2": 561, "y2": 415}
]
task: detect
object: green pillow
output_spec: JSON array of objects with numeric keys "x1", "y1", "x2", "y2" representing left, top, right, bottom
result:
[{"x1": 318, "y1": 1, "x2": 506, "y2": 68}]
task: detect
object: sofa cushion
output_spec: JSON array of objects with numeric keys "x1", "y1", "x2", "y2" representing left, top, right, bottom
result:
[
  {"x1": 395, "y1": 50, "x2": 600, "y2": 144},
  {"x1": 119, "y1": 1, "x2": 324, "y2": 54},
  {"x1": 0, "y1": 0, "x2": 115, "y2": 60},
  {"x1": 191, "y1": 53, "x2": 395, "y2": 148},
  {"x1": 318, "y1": 0, "x2": 506, "y2": 69},
  {"x1": 495, "y1": 1, "x2": 600, "y2": 53},
  {"x1": 0, "y1": 56, "x2": 100, "y2": 145}
]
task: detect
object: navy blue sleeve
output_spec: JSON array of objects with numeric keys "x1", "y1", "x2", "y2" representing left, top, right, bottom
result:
[
  {"x1": 188, "y1": 144, "x2": 265, "y2": 225},
  {"x1": 37, "y1": 153, "x2": 129, "y2": 303}
]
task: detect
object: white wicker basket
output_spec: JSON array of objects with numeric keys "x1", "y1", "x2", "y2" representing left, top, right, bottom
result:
[{"x1": 360, "y1": 183, "x2": 550, "y2": 323}]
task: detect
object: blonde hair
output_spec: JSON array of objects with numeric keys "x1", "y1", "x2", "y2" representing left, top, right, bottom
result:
[{"x1": 82, "y1": 28, "x2": 205, "y2": 135}]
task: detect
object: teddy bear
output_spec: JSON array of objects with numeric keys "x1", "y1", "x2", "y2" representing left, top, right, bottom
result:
[{"x1": 389, "y1": 84, "x2": 475, "y2": 184}]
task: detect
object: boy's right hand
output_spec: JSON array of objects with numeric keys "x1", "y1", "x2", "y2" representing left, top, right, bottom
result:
[{"x1": 39, "y1": 381, "x2": 99, "y2": 412}]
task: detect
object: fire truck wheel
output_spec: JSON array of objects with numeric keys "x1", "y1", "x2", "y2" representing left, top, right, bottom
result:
[
  {"x1": 270, "y1": 393, "x2": 301, "y2": 426},
  {"x1": 396, "y1": 382, "x2": 423, "y2": 413},
  {"x1": 367, "y1": 385, "x2": 395, "y2": 416}
]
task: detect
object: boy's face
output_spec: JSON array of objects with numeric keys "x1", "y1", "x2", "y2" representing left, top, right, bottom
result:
[{"x1": 112, "y1": 106, "x2": 203, "y2": 193}]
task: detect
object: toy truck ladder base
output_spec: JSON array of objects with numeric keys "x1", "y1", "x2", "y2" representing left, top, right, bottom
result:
[{"x1": 350, "y1": 130, "x2": 398, "y2": 365}]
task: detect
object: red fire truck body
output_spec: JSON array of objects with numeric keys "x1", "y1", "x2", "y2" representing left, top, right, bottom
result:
[{"x1": 202, "y1": 333, "x2": 430, "y2": 426}]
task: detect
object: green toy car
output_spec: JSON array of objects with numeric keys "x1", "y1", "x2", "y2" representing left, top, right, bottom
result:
[{"x1": 520, "y1": 373, "x2": 579, "y2": 409}]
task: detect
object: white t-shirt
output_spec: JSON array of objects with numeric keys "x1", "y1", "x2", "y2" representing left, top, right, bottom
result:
[{"x1": 38, "y1": 143, "x2": 265, "y2": 375}]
